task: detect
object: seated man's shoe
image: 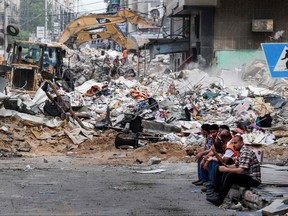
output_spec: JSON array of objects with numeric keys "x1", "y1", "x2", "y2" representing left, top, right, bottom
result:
[
  {"x1": 206, "y1": 194, "x2": 222, "y2": 206},
  {"x1": 192, "y1": 179, "x2": 201, "y2": 184},
  {"x1": 206, "y1": 191, "x2": 219, "y2": 199},
  {"x1": 206, "y1": 184, "x2": 214, "y2": 190},
  {"x1": 205, "y1": 184, "x2": 215, "y2": 196},
  {"x1": 194, "y1": 181, "x2": 204, "y2": 186},
  {"x1": 201, "y1": 187, "x2": 207, "y2": 192},
  {"x1": 206, "y1": 188, "x2": 215, "y2": 196}
]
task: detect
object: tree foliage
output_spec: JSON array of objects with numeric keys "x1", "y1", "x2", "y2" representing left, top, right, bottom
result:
[
  {"x1": 18, "y1": 0, "x2": 52, "y2": 35},
  {"x1": 8, "y1": 31, "x2": 29, "y2": 44}
]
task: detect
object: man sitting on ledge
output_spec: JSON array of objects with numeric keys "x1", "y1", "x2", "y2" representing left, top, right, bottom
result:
[{"x1": 206, "y1": 134, "x2": 261, "y2": 206}]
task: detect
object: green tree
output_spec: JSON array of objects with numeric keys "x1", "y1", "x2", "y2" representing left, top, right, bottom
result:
[
  {"x1": 8, "y1": 31, "x2": 30, "y2": 44},
  {"x1": 18, "y1": 0, "x2": 52, "y2": 36}
]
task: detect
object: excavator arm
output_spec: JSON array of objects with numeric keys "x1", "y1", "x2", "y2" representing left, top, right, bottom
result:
[
  {"x1": 75, "y1": 24, "x2": 138, "y2": 49},
  {"x1": 75, "y1": 30, "x2": 112, "y2": 46},
  {"x1": 59, "y1": 8, "x2": 150, "y2": 45}
]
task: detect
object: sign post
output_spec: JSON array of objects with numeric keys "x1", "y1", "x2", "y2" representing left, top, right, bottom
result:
[
  {"x1": 262, "y1": 43, "x2": 288, "y2": 78},
  {"x1": 36, "y1": 26, "x2": 45, "y2": 39}
]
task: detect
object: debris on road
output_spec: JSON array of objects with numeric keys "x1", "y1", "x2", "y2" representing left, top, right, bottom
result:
[{"x1": 0, "y1": 47, "x2": 287, "y2": 167}]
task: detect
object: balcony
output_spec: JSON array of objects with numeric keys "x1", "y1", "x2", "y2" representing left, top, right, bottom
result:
[{"x1": 166, "y1": 0, "x2": 218, "y2": 16}]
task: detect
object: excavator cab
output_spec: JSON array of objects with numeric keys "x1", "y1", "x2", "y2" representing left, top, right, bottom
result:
[
  {"x1": 42, "y1": 43, "x2": 74, "y2": 92},
  {"x1": 41, "y1": 43, "x2": 66, "y2": 81},
  {"x1": 12, "y1": 42, "x2": 43, "y2": 65}
]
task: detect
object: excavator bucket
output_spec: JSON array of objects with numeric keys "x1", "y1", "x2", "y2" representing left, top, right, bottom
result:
[
  {"x1": 117, "y1": 9, "x2": 151, "y2": 25},
  {"x1": 128, "y1": 36, "x2": 150, "y2": 50},
  {"x1": 125, "y1": 38, "x2": 139, "y2": 50}
]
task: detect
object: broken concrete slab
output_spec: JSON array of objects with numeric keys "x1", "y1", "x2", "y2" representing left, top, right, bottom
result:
[
  {"x1": 0, "y1": 125, "x2": 8, "y2": 132},
  {"x1": 261, "y1": 165, "x2": 288, "y2": 186},
  {"x1": 75, "y1": 79, "x2": 104, "y2": 94},
  {"x1": 275, "y1": 137, "x2": 288, "y2": 145},
  {"x1": 273, "y1": 130, "x2": 288, "y2": 138},
  {"x1": 113, "y1": 76, "x2": 138, "y2": 89},
  {"x1": 0, "y1": 108, "x2": 64, "y2": 128},
  {"x1": 135, "y1": 169, "x2": 166, "y2": 174},
  {"x1": 248, "y1": 86, "x2": 275, "y2": 96},
  {"x1": 261, "y1": 199, "x2": 288, "y2": 216},
  {"x1": 64, "y1": 128, "x2": 96, "y2": 145},
  {"x1": 29, "y1": 127, "x2": 59, "y2": 140},
  {"x1": 148, "y1": 156, "x2": 161, "y2": 165},
  {"x1": 0, "y1": 92, "x2": 7, "y2": 101},
  {"x1": 236, "y1": 211, "x2": 263, "y2": 216},
  {"x1": 141, "y1": 120, "x2": 181, "y2": 134}
]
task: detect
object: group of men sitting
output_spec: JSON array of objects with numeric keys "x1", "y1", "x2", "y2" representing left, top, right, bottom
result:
[{"x1": 192, "y1": 124, "x2": 261, "y2": 206}]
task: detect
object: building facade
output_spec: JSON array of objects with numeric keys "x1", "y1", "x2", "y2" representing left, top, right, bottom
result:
[
  {"x1": 52, "y1": 0, "x2": 77, "y2": 41},
  {"x1": 0, "y1": 0, "x2": 20, "y2": 57},
  {"x1": 165, "y1": 0, "x2": 288, "y2": 70}
]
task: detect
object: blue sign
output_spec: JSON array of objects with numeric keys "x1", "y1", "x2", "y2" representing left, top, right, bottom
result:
[{"x1": 262, "y1": 43, "x2": 288, "y2": 78}]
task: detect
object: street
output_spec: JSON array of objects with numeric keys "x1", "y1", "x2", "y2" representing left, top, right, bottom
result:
[
  {"x1": 1, "y1": 1, "x2": 288, "y2": 215},
  {"x1": 0, "y1": 156, "x2": 234, "y2": 216}
]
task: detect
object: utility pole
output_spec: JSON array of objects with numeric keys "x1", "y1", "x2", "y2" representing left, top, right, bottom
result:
[
  {"x1": 51, "y1": 0, "x2": 54, "y2": 41},
  {"x1": 45, "y1": 0, "x2": 47, "y2": 41},
  {"x1": 27, "y1": 0, "x2": 30, "y2": 32},
  {"x1": 4, "y1": 0, "x2": 9, "y2": 60},
  {"x1": 77, "y1": 0, "x2": 79, "y2": 16},
  {"x1": 25, "y1": 0, "x2": 28, "y2": 31}
]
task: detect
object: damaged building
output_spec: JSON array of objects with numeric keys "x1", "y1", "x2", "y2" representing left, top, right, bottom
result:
[
  {"x1": 0, "y1": 1, "x2": 288, "y2": 214},
  {"x1": 154, "y1": 0, "x2": 288, "y2": 71}
]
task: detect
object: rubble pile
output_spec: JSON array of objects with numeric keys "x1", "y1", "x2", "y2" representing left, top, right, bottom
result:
[
  {"x1": 0, "y1": 47, "x2": 287, "y2": 165},
  {"x1": 63, "y1": 46, "x2": 169, "y2": 86}
]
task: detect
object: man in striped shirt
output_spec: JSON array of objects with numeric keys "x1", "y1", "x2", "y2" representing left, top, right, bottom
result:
[{"x1": 206, "y1": 134, "x2": 261, "y2": 206}]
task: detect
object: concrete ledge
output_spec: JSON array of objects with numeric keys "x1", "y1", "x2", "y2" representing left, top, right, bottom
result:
[{"x1": 261, "y1": 199, "x2": 288, "y2": 216}]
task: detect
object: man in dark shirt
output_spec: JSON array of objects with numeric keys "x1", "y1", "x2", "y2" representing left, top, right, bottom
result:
[
  {"x1": 113, "y1": 55, "x2": 121, "y2": 66},
  {"x1": 206, "y1": 134, "x2": 261, "y2": 206},
  {"x1": 103, "y1": 54, "x2": 112, "y2": 75},
  {"x1": 193, "y1": 124, "x2": 218, "y2": 185},
  {"x1": 103, "y1": 54, "x2": 111, "y2": 65},
  {"x1": 111, "y1": 55, "x2": 121, "y2": 77},
  {"x1": 203, "y1": 129, "x2": 236, "y2": 193}
]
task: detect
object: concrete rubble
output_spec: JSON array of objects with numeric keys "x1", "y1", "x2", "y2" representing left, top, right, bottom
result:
[
  {"x1": 261, "y1": 199, "x2": 288, "y2": 216},
  {"x1": 1, "y1": 47, "x2": 288, "y2": 156},
  {"x1": 1, "y1": 46, "x2": 288, "y2": 214}
]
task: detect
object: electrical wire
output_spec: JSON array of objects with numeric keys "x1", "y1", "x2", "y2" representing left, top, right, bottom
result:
[
  {"x1": 70, "y1": 0, "x2": 105, "y2": 7},
  {"x1": 11, "y1": 2, "x2": 166, "y2": 20},
  {"x1": 9, "y1": 7, "x2": 108, "y2": 19}
]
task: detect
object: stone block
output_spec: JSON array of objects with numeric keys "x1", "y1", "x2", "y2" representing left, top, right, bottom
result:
[
  {"x1": 141, "y1": 120, "x2": 181, "y2": 134},
  {"x1": 262, "y1": 199, "x2": 288, "y2": 216}
]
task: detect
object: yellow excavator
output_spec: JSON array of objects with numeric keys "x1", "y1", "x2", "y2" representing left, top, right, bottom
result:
[{"x1": 58, "y1": 8, "x2": 151, "y2": 49}]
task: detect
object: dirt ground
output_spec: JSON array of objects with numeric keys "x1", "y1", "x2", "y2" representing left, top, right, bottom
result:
[{"x1": 1, "y1": 118, "x2": 287, "y2": 165}]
